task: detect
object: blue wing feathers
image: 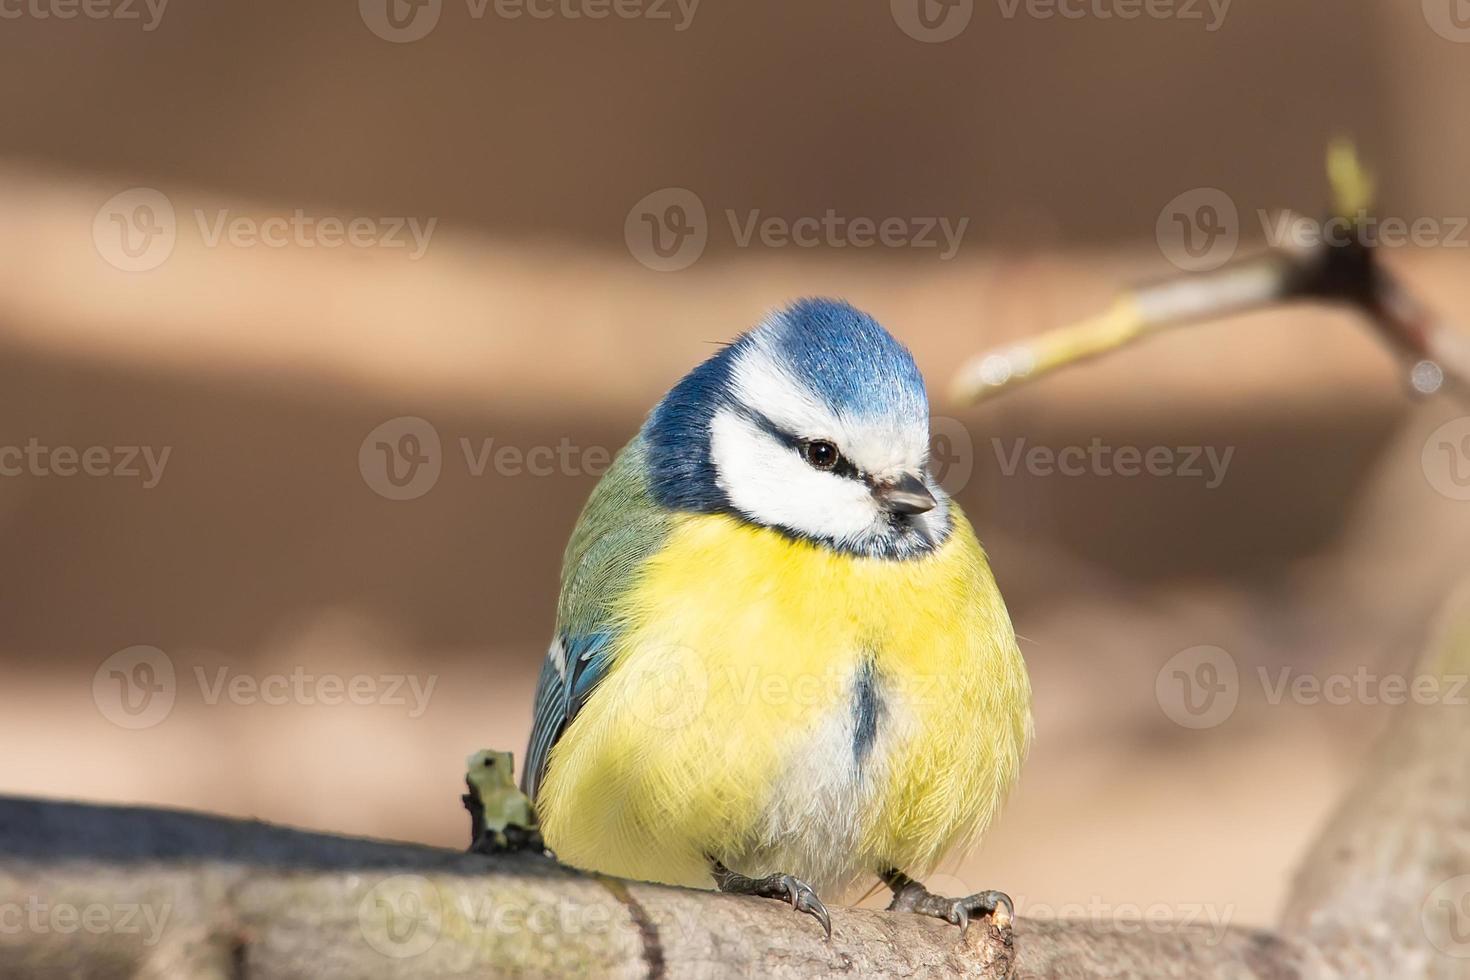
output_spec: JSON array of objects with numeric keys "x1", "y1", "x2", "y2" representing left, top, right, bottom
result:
[{"x1": 521, "y1": 631, "x2": 617, "y2": 800}]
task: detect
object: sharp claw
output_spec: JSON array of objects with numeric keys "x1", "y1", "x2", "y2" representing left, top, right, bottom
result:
[
  {"x1": 713, "y1": 866, "x2": 833, "y2": 940},
  {"x1": 785, "y1": 877, "x2": 832, "y2": 940},
  {"x1": 810, "y1": 899, "x2": 833, "y2": 940},
  {"x1": 884, "y1": 876, "x2": 1013, "y2": 935}
]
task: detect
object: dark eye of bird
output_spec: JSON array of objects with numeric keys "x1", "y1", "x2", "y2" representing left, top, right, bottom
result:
[{"x1": 801, "y1": 440, "x2": 840, "y2": 471}]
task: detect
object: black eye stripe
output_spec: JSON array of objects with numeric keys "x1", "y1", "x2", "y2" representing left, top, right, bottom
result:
[
  {"x1": 830, "y1": 456, "x2": 861, "y2": 480},
  {"x1": 734, "y1": 406, "x2": 799, "y2": 447},
  {"x1": 731, "y1": 407, "x2": 863, "y2": 481}
]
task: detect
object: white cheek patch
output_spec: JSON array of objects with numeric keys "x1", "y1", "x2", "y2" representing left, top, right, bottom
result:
[{"x1": 709, "y1": 408, "x2": 879, "y2": 543}]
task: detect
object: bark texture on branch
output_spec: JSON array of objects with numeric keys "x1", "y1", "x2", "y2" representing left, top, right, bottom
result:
[
  {"x1": 1280, "y1": 582, "x2": 1470, "y2": 979},
  {"x1": 3, "y1": 583, "x2": 1469, "y2": 979},
  {"x1": 0, "y1": 809, "x2": 1307, "y2": 980}
]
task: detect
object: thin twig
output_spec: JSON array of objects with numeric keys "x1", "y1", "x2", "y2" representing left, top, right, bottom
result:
[{"x1": 953, "y1": 145, "x2": 1470, "y2": 405}]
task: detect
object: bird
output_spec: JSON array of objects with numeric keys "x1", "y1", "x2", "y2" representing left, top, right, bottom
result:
[{"x1": 522, "y1": 297, "x2": 1032, "y2": 937}]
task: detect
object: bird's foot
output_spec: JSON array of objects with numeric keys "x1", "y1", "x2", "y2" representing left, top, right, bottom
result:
[
  {"x1": 710, "y1": 861, "x2": 832, "y2": 939},
  {"x1": 882, "y1": 869, "x2": 1012, "y2": 936}
]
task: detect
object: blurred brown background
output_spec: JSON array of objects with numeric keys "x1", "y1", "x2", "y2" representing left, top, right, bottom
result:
[{"x1": 2, "y1": 0, "x2": 1469, "y2": 930}]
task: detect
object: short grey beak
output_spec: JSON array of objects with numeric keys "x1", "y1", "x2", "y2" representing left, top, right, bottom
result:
[{"x1": 872, "y1": 472, "x2": 936, "y2": 515}]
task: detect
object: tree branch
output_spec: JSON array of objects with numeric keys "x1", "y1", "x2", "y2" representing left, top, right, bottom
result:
[
  {"x1": 1280, "y1": 581, "x2": 1470, "y2": 978},
  {"x1": 4, "y1": 584, "x2": 1469, "y2": 978}
]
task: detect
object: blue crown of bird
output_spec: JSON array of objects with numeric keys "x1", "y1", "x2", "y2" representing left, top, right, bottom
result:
[{"x1": 522, "y1": 297, "x2": 1032, "y2": 938}]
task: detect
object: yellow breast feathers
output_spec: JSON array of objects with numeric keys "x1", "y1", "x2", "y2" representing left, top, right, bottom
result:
[{"x1": 535, "y1": 507, "x2": 1032, "y2": 895}]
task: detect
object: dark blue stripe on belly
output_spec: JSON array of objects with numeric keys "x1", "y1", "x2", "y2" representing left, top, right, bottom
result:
[{"x1": 852, "y1": 657, "x2": 885, "y2": 766}]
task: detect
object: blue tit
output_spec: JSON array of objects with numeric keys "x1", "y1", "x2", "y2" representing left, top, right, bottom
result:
[{"x1": 522, "y1": 298, "x2": 1031, "y2": 936}]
